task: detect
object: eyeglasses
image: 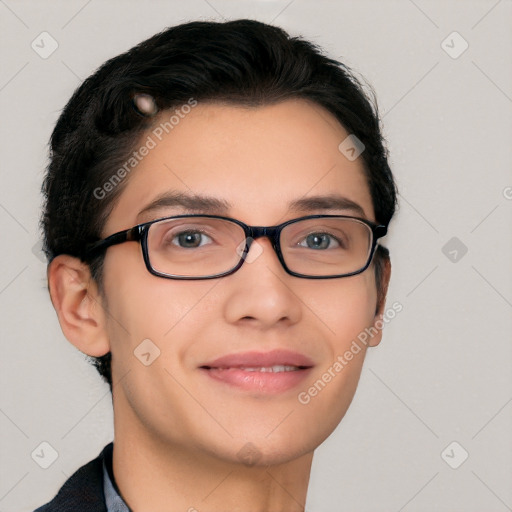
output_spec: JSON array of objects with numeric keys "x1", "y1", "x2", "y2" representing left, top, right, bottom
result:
[{"x1": 84, "y1": 214, "x2": 387, "y2": 280}]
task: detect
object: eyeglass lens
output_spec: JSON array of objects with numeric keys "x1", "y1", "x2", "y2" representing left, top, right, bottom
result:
[{"x1": 146, "y1": 216, "x2": 373, "y2": 278}]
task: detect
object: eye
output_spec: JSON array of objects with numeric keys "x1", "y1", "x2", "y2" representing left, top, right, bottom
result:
[
  {"x1": 298, "y1": 232, "x2": 342, "y2": 250},
  {"x1": 169, "y1": 230, "x2": 213, "y2": 248}
]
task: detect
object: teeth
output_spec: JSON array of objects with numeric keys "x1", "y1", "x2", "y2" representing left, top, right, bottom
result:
[{"x1": 239, "y1": 365, "x2": 299, "y2": 372}]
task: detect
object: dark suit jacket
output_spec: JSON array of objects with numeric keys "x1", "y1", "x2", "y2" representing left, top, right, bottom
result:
[{"x1": 33, "y1": 443, "x2": 111, "y2": 512}]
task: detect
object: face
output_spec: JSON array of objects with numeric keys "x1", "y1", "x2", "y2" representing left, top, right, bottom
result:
[{"x1": 100, "y1": 99, "x2": 383, "y2": 466}]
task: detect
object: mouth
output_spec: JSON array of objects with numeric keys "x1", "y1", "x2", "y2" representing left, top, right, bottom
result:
[
  {"x1": 199, "y1": 350, "x2": 314, "y2": 393},
  {"x1": 209, "y1": 365, "x2": 307, "y2": 372}
]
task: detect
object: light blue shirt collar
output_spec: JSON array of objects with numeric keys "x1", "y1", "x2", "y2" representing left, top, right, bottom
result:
[{"x1": 102, "y1": 453, "x2": 131, "y2": 512}]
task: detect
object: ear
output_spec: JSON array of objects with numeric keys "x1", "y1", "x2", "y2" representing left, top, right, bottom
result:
[
  {"x1": 368, "y1": 256, "x2": 391, "y2": 347},
  {"x1": 47, "y1": 255, "x2": 110, "y2": 357}
]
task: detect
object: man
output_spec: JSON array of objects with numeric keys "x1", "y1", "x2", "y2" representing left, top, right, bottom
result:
[{"x1": 36, "y1": 18, "x2": 397, "y2": 511}]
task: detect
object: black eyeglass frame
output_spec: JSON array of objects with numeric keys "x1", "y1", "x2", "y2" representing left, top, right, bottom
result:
[{"x1": 84, "y1": 214, "x2": 388, "y2": 280}]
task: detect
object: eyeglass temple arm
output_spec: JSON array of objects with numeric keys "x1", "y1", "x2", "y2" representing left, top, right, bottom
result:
[
  {"x1": 374, "y1": 224, "x2": 388, "y2": 238},
  {"x1": 84, "y1": 226, "x2": 142, "y2": 258}
]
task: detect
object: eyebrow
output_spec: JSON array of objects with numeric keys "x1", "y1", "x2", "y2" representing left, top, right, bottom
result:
[
  {"x1": 136, "y1": 191, "x2": 367, "y2": 221},
  {"x1": 137, "y1": 192, "x2": 230, "y2": 220},
  {"x1": 289, "y1": 195, "x2": 366, "y2": 217}
]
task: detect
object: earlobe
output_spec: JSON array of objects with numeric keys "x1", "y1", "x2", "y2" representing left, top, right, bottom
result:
[
  {"x1": 47, "y1": 255, "x2": 110, "y2": 357},
  {"x1": 368, "y1": 257, "x2": 392, "y2": 347}
]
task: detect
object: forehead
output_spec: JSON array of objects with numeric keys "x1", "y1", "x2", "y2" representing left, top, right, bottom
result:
[{"x1": 104, "y1": 98, "x2": 374, "y2": 233}]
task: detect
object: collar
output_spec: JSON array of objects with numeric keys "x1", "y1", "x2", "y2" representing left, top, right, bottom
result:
[{"x1": 101, "y1": 443, "x2": 131, "y2": 512}]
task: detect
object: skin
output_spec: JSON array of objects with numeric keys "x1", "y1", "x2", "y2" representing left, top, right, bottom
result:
[{"x1": 48, "y1": 98, "x2": 391, "y2": 511}]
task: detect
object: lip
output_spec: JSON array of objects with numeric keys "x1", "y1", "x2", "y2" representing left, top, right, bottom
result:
[
  {"x1": 202, "y1": 349, "x2": 314, "y2": 369},
  {"x1": 199, "y1": 349, "x2": 314, "y2": 394}
]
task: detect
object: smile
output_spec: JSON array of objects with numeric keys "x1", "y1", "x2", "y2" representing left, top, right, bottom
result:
[
  {"x1": 220, "y1": 365, "x2": 301, "y2": 372},
  {"x1": 199, "y1": 350, "x2": 314, "y2": 393}
]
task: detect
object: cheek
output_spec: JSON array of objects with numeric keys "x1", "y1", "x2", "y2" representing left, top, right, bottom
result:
[
  {"x1": 294, "y1": 273, "x2": 378, "y2": 433},
  {"x1": 308, "y1": 270, "x2": 378, "y2": 353},
  {"x1": 100, "y1": 247, "x2": 199, "y2": 370},
  {"x1": 100, "y1": 251, "x2": 216, "y2": 442}
]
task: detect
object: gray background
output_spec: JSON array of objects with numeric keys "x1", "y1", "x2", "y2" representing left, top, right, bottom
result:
[{"x1": 1, "y1": 1, "x2": 511, "y2": 511}]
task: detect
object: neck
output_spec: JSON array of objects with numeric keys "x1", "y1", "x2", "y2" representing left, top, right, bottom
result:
[{"x1": 112, "y1": 390, "x2": 313, "y2": 511}]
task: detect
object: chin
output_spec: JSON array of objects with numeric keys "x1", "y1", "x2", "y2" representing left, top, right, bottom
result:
[
  {"x1": 216, "y1": 430, "x2": 322, "y2": 468},
  {"x1": 227, "y1": 444, "x2": 312, "y2": 468}
]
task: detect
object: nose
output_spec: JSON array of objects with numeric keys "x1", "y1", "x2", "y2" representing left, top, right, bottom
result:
[{"x1": 222, "y1": 236, "x2": 302, "y2": 328}]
